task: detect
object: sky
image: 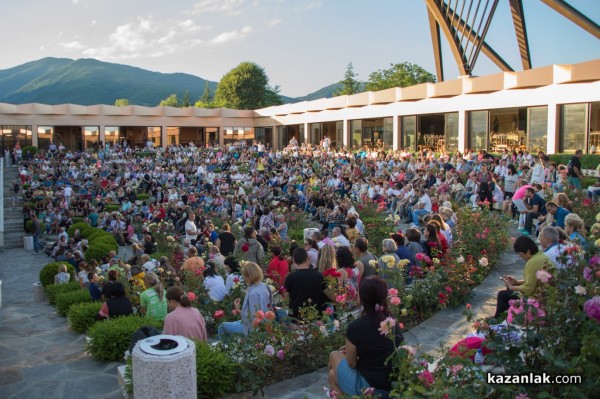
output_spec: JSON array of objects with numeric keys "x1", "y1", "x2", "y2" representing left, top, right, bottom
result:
[{"x1": 1, "y1": 0, "x2": 599, "y2": 97}]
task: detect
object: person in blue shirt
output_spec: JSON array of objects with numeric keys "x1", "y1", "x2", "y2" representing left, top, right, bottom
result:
[
  {"x1": 88, "y1": 273, "x2": 102, "y2": 301},
  {"x1": 541, "y1": 201, "x2": 571, "y2": 229},
  {"x1": 564, "y1": 213, "x2": 588, "y2": 250},
  {"x1": 521, "y1": 187, "x2": 546, "y2": 236}
]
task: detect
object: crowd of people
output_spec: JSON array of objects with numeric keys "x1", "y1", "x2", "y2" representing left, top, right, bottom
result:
[{"x1": 13, "y1": 137, "x2": 597, "y2": 397}]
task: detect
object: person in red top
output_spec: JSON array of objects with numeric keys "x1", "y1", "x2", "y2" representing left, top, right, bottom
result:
[{"x1": 267, "y1": 246, "x2": 289, "y2": 289}]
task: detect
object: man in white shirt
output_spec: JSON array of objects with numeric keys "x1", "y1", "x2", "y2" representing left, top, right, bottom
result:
[
  {"x1": 185, "y1": 212, "x2": 200, "y2": 243},
  {"x1": 331, "y1": 227, "x2": 351, "y2": 248},
  {"x1": 410, "y1": 188, "x2": 432, "y2": 228}
]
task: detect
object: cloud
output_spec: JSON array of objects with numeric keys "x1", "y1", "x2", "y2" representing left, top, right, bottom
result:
[
  {"x1": 210, "y1": 25, "x2": 253, "y2": 45},
  {"x1": 72, "y1": 0, "x2": 79, "y2": 4},
  {"x1": 192, "y1": 0, "x2": 245, "y2": 15},
  {"x1": 268, "y1": 18, "x2": 282, "y2": 27},
  {"x1": 59, "y1": 41, "x2": 85, "y2": 51},
  {"x1": 78, "y1": 16, "x2": 209, "y2": 60},
  {"x1": 293, "y1": 0, "x2": 322, "y2": 12},
  {"x1": 91, "y1": 20, "x2": 97, "y2": 26}
]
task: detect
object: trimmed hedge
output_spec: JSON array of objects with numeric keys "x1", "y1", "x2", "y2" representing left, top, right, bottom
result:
[
  {"x1": 22, "y1": 145, "x2": 38, "y2": 155},
  {"x1": 55, "y1": 289, "x2": 93, "y2": 316},
  {"x1": 90, "y1": 236, "x2": 119, "y2": 251},
  {"x1": 68, "y1": 222, "x2": 94, "y2": 238},
  {"x1": 85, "y1": 245, "x2": 113, "y2": 263},
  {"x1": 45, "y1": 281, "x2": 81, "y2": 305},
  {"x1": 105, "y1": 205, "x2": 119, "y2": 212},
  {"x1": 68, "y1": 301, "x2": 103, "y2": 333},
  {"x1": 195, "y1": 341, "x2": 236, "y2": 398},
  {"x1": 86, "y1": 316, "x2": 163, "y2": 361},
  {"x1": 25, "y1": 220, "x2": 45, "y2": 234},
  {"x1": 548, "y1": 153, "x2": 600, "y2": 169},
  {"x1": 39, "y1": 262, "x2": 76, "y2": 287}
]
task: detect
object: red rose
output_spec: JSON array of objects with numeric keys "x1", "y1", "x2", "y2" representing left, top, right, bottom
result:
[
  {"x1": 214, "y1": 310, "x2": 225, "y2": 318},
  {"x1": 241, "y1": 243, "x2": 250, "y2": 252}
]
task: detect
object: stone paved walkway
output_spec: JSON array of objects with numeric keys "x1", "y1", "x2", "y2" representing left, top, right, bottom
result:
[{"x1": 0, "y1": 226, "x2": 523, "y2": 399}]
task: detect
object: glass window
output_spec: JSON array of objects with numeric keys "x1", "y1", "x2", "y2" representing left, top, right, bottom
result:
[
  {"x1": 401, "y1": 116, "x2": 416, "y2": 150},
  {"x1": 37, "y1": 126, "x2": 53, "y2": 150},
  {"x1": 335, "y1": 121, "x2": 344, "y2": 149},
  {"x1": 590, "y1": 102, "x2": 600, "y2": 153},
  {"x1": 147, "y1": 127, "x2": 161, "y2": 148},
  {"x1": 310, "y1": 123, "x2": 322, "y2": 145},
  {"x1": 350, "y1": 120, "x2": 362, "y2": 149},
  {"x1": 560, "y1": 103, "x2": 588, "y2": 153},
  {"x1": 104, "y1": 126, "x2": 120, "y2": 147},
  {"x1": 527, "y1": 107, "x2": 548, "y2": 153},
  {"x1": 383, "y1": 117, "x2": 393, "y2": 149},
  {"x1": 84, "y1": 126, "x2": 99, "y2": 150},
  {"x1": 1, "y1": 125, "x2": 32, "y2": 154},
  {"x1": 444, "y1": 113, "x2": 458, "y2": 153},
  {"x1": 166, "y1": 127, "x2": 180, "y2": 146},
  {"x1": 255, "y1": 127, "x2": 266, "y2": 144},
  {"x1": 468, "y1": 111, "x2": 488, "y2": 150}
]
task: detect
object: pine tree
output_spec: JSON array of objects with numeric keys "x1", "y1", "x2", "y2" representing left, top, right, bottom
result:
[{"x1": 334, "y1": 62, "x2": 361, "y2": 96}]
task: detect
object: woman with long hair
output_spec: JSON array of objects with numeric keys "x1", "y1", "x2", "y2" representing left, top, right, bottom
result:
[
  {"x1": 140, "y1": 272, "x2": 167, "y2": 321},
  {"x1": 163, "y1": 286, "x2": 208, "y2": 341},
  {"x1": 327, "y1": 276, "x2": 403, "y2": 397}
]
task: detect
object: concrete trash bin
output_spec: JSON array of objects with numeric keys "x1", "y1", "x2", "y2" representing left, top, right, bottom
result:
[
  {"x1": 132, "y1": 335, "x2": 196, "y2": 399},
  {"x1": 304, "y1": 228, "x2": 319, "y2": 241},
  {"x1": 24, "y1": 236, "x2": 34, "y2": 251},
  {"x1": 33, "y1": 282, "x2": 44, "y2": 303}
]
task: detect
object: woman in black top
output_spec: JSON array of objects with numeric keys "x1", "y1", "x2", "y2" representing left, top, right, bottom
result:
[{"x1": 327, "y1": 276, "x2": 403, "y2": 397}]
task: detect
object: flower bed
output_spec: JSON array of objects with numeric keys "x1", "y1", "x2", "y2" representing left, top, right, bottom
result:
[{"x1": 380, "y1": 205, "x2": 600, "y2": 399}]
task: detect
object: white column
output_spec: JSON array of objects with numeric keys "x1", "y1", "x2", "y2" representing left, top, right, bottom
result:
[
  {"x1": 303, "y1": 122, "x2": 309, "y2": 144},
  {"x1": 343, "y1": 119, "x2": 349, "y2": 149},
  {"x1": 99, "y1": 125, "x2": 105, "y2": 147},
  {"x1": 547, "y1": 103, "x2": 558, "y2": 154},
  {"x1": 161, "y1": 125, "x2": 168, "y2": 149},
  {"x1": 458, "y1": 109, "x2": 467, "y2": 153},
  {"x1": 32, "y1": 124, "x2": 38, "y2": 147},
  {"x1": 271, "y1": 125, "x2": 277, "y2": 150},
  {"x1": 392, "y1": 116, "x2": 399, "y2": 150}
]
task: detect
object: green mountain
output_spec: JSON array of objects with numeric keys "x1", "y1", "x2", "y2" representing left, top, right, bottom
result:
[
  {"x1": 295, "y1": 82, "x2": 366, "y2": 102},
  {"x1": 0, "y1": 57, "x2": 361, "y2": 106},
  {"x1": 0, "y1": 57, "x2": 218, "y2": 106}
]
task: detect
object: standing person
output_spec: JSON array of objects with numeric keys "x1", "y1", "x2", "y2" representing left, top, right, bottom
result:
[
  {"x1": 567, "y1": 149, "x2": 584, "y2": 192},
  {"x1": 163, "y1": 286, "x2": 208, "y2": 341},
  {"x1": 31, "y1": 214, "x2": 43, "y2": 255},
  {"x1": 353, "y1": 238, "x2": 378, "y2": 278},
  {"x1": 11, "y1": 180, "x2": 20, "y2": 208},
  {"x1": 284, "y1": 248, "x2": 326, "y2": 321},
  {"x1": 217, "y1": 223, "x2": 236, "y2": 256},
  {"x1": 327, "y1": 276, "x2": 403, "y2": 397},
  {"x1": 140, "y1": 272, "x2": 167, "y2": 321},
  {"x1": 185, "y1": 212, "x2": 200, "y2": 244},
  {"x1": 234, "y1": 227, "x2": 264, "y2": 266},
  {"x1": 267, "y1": 246, "x2": 289, "y2": 289}
]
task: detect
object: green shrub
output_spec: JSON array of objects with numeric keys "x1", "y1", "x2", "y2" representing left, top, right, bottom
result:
[
  {"x1": 86, "y1": 316, "x2": 163, "y2": 361},
  {"x1": 25, "y1": 220, "x2": 45, "y2": 233},
  {"x1": 548, "y1": 153, "x2": 600, "y2": 169},
  {"x1": 39, "y1": 262, "x2": 76, "y2": 287},
  {"x1": 90, "y1": 236, "x2": 118, "y2": 250},
  {"x1": 84, "y1": 244, "x2": 112, "y2": 263},
  {"x1": 136, "y1": 193, "x2": 149, "y2": 201},
  {"x1": 195, "y1": 341, "x2": 236, "y2": 398},
  {"x1": 22, "y1": 145, "x2": 38, "y2": 155},
  {"x1": 105, "y1": 204, "x2": 119, "y2": 212},
  {"x1": 68, "y1": 301, "x2": 103, "y2": 333},
  {"x1": 68, "y1": 222, "x2": 93, "y2": 238},
  {"x1": 45, "y1": 281, "x2": 81, "y2": 305},
  {"x1": 55, "y1": 289, "x2": 93, "y2": 316},
  {"x1": 86, "y1": 229, "x2": 111, "y2": 243},
  {"x1": 72, "y1": 217, "x2": 85, "y2": 224}
]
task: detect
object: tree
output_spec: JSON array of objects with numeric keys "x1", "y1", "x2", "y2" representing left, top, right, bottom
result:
[
  {"x1": 159, "y1": 94, "x2": 180, "y2": 107},
  {"x1": 334, "y1": 62, "x2": 361, "y2": 96},
  {"x1": 195, "y1": 82, "x2": 214, "y2": 108},
  {"x1": 182, "y1": 90, "x2": 191, "y2": 107},
  {"x1": 264, "y1": 84, "x2": 284, "y2": 107},
  {"x1": 213, "y1": 62, "x2": 281, "y2": 110},
  {"x1": 114, "y1": 98, "x2": 129, "y2": 106},
  {"x1": 365, "y1": 62, "x2": 436, "y2": 91}
]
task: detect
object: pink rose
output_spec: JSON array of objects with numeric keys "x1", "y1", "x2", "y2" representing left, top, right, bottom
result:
[
  {"x1": 378, "y1": 317, "x2": 396, "y2": 336},
  {"x1": 388, "y1": 288, "x2": 399, "y2": 296},
  {"x1": 584, "y1": 296, "x2": 600, "y2": 324},
  {"x1": 390, "y1": 296, "x2": 401, "y2": 306},
  {"x1": 214, "y1": 310, "x2": 224, "y2": 319},
  {"x1": 418, "y1": 369, "x2": 434, "y2": 387},
  {"x1": 277, "y1": 349, "x2": 285, "y2": 360},
  {"x1": 535, "y1": 269, "x2": 552, "y2": 283},
  {"x1": 187, "y1": 292, "x2": 196, "y2": 302}
]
